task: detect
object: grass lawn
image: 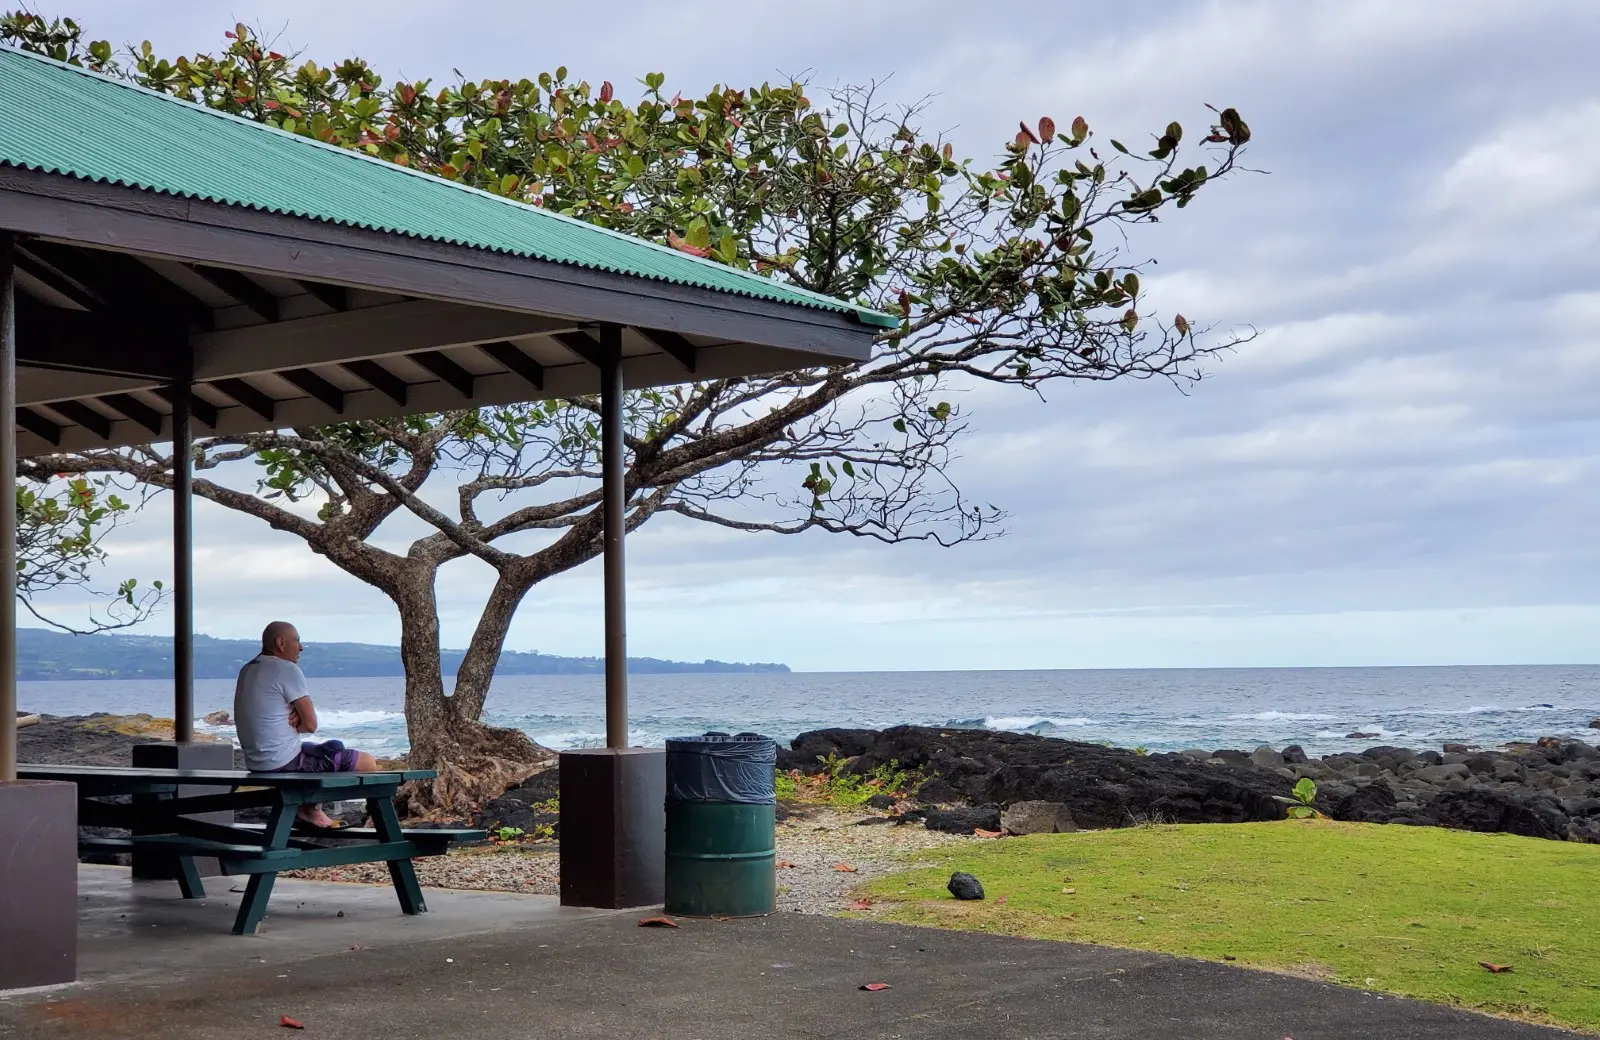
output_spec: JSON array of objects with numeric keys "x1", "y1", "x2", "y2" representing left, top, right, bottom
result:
[{"x1": 865, "y1": 819, "x2": 1600, "y2": 1032}]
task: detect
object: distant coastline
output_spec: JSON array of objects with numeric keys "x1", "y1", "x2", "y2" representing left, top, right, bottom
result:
[{"x1": 14, "y1": 627, "x2": 789, "y2": 681}]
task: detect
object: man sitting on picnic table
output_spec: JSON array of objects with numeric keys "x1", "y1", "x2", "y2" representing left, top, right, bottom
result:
[{"x1": 234, "y1": 621, "x2": 379, "y2": 828}]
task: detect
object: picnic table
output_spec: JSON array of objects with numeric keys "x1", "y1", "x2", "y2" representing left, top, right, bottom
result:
[{"x1": 16, "y1": 764, "x2": 484, "y2": 935}]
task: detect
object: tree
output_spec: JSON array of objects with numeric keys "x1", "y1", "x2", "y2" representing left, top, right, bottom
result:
[
  {"x1": 14, "y1": 475, "x2": 163, "y2": 633},
  {"x1": 5, "y1": 14, "x2": 1256, "y2": 817}
]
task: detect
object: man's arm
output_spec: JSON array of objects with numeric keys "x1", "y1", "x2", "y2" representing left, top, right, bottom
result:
[{"x1": 288, "y1": 696, "x2": 318, "y2": 734}]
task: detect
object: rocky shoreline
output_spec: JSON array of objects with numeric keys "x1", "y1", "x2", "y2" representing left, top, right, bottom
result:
[
  {"x1": 17, "y1": 712, "x2": 1600, "y2": 846},
  {"x1": 777, "y1": 726, "x2": 1600, "y2": 843}
]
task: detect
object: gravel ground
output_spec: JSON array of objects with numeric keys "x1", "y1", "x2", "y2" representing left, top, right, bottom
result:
[{"x1": 283, "y1": 807, "x2": 967, "y2": 913}]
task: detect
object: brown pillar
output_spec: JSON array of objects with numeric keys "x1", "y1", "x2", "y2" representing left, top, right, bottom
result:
[
  {"x1": 0, "y1": 232, "x2": 15, "y2": 782},
  {"x1": 170, "y1": 378, "x2": 194, "y2": 743},
  {"x1": 599, "y1": 322, "x2": 628, "y2": 749},
  {"x1": 0, "y1": 234, "x2": 78, "y2": 990},
  {"x1": 559, "y1": 324, "x2": 664, "y2": 909}
]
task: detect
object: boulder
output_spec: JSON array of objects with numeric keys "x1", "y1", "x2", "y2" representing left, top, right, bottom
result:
[
  {"x1": 1589, "y1": 719, "x2": 1599, "y2": 729},
  {"x1": 1282, "y1": 745, "x2": 1309, "y2": 765},
  {"x1": 1415, "y1": 763, "x2": 1470, "y2": 785},
  {"x1": 474, "y1": 766, "x2": 560, "y2": 837},
  {"x1": 203, "y1": 710, "x2": 232, "y2": 726},
  {"x1": 1000, "y1": 800, "x2": 1078, "y2": 835},
  {"x1": 912, "y1": 777, "x2": 962, "y2": 806},
  {"x1": 924, "y1": 804, "x2": 1002, "y2": 835},
  {"x1": 947, "y1": 872, "x2": 985, "y2": 900},
  {"x1": 1250, "y1": 746, "x2": 1285, "y2": 771},
  {"x1": 1426, "y1": 789, "x2": 1570, "y2": 841},
  {"x1": 1323, "y1": 782, "x2": 1398, "y2": 824}
]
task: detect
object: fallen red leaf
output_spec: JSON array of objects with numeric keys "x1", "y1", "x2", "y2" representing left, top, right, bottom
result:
[
  {"x1": 832, "y1": 862, "x2": 858, "y2": 873},
  {"x1": 974, "y1": 828, "x2": 1004, "y2": 838},
  {"x1": 860, "y1": 982, "x2": 891, "y2": 992},
  {"x1": 1478, "y1": 961, "x2": 1513, "y2": 974},
  {"x1": 849, "y1": 898, "x2": 873, "y2": 910},
  {"x1": 638, "y1": 916, "x2": 680, "y2": 928},
  {"x1": 280, "y1": 1016, "x2": 304, "y2": 1030},
  {"x1": 994, "y1": 896, "x2": 1008, "y2": 906},
  {"x1": 775, "y1": 859, "x2": 796, "y2": 869}
]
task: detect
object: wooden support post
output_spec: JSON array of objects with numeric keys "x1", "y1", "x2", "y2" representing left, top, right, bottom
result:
[
  {"x1": 0, "y1": 234, "x2": 15, "y2": 782},
  {"x1": 599, "y1": 323, "x2": 629, "y2": 750},
  {"x1": 171, "y1": 378, "x2": 195, "y2": 743}
]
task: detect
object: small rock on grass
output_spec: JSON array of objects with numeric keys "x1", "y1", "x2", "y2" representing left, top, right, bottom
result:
[{"x1": 948, "y1": 872, "x2": 984, "y2": 900}]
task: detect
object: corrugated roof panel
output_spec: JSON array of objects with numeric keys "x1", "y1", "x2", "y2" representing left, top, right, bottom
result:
[{"x1": 0, "y1": 46, "x2": 899, "y2": 330}]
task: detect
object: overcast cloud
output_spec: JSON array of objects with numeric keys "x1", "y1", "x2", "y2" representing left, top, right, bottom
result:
[{"x1": 27, "y1": 0, "x2": 1600, "y2": 670}]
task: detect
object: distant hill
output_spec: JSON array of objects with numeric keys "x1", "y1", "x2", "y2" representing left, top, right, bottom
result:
[{"x1": 14, "y1": 627, "x2": 789, "y2": 681}]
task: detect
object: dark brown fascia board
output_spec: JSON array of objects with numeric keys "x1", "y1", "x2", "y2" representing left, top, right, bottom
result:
[{"x1": 0, "y1": 166, "x2": 877, "y2": 364}]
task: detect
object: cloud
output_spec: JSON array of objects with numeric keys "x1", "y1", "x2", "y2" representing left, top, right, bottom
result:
[{"x1": 23, "y1": 0, "x2": 1600, "y2": 668}]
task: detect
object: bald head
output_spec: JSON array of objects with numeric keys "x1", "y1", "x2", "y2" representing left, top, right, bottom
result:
[{"x1": 261, "y1": 621, "x2": 302, "y2": 663}]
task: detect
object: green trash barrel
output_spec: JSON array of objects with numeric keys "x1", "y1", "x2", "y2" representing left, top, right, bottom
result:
[{"x1": 664, "y1": 733, "x2": 777, "y2": 917}]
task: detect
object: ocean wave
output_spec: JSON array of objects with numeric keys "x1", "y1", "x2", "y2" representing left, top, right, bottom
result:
[
  {"x1": 1226, "y1": 711, "x2": 1340, "y2": 722},
  {"x1": 976, "y1": 715, "x2": 1096, "y2": 731},
  {"x1": 316, "y1": 709, "x2": 405, "y2": 727}
]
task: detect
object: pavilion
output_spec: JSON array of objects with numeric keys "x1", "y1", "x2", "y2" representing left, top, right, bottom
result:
[{"x1": 0, "y1": 44, "x2": 890, "y2": 989}]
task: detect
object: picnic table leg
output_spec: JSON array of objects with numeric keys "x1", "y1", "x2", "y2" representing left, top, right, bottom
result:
[
  {"x1": 176, "y1": 854, "x2": 206, "y2": 900},
  {"x1": 233, "y1": 802, "x2": 294, "y2": 936},
  {"x1": 368, "y1": 797, "x2": 427, "y2": 916}
]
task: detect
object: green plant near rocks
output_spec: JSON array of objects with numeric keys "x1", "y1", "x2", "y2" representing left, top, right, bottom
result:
[
  {"x1": 1276, "y1": 777, "x2": 1322, "y2": 819},
  {"x1": 776, "y1": 754, "x2": 925, "y2": 809},
  {"x1": 494, "y1": 826, "x2": 525, "y2": 842}
]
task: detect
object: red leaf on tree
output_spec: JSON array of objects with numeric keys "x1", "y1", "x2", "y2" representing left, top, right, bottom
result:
[
  {"x1": 1017, "y1": 121, "x2": 1040, "y2": 145},
  {"x1": 600, "y1": 80, "x2": 614, "y2": 103},
  {"x1": 279, "y1": 1016, "x2": 304, "y2": 1029},
  {"x1": 1038, "y1": 117, "x2": 1056, "y2": 143},
  {"x1": 398, "y1": 84, "x2": 417, "y2": 106},
  {"x1": 267, "y1": 51, "x2": 285, "y2": 61},
  {"x1": 667, "y1": 231, "x2": 711, "y2": 258},
  {"x1": 1071, "y1": 115, "x2": 1089, "y2": 141},
  {"x1": 584, "y1": 131, "x2": 601, "y2": 152},
  {"x1": 618, "y1": 202, "x2": 634, "y2": 214}
]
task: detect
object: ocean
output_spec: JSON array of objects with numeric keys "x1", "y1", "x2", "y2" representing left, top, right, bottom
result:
[{"x1": 17, "y1": 664, "x2": 1600, "y2": 758}]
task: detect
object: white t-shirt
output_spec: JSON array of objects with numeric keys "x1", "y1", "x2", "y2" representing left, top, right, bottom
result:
[{"x1": 233, "y1": 654, "x2": 308, "y2": 771}]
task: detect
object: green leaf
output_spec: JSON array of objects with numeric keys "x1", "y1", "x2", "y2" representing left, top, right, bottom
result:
[{"x1": 893, "y1": 418, "x2": 907, "y2": 434}]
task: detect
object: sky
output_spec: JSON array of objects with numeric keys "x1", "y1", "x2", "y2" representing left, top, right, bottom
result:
[{"x1": 22, "y1": 0, "x2": 1600, "y2": 671}]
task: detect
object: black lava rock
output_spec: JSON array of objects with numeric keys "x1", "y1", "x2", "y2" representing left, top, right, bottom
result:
[
  {"x1": 924, "y1": 804, "x2": 1002, "y2": 834},
  {"x1": 947, "y1": 872, "x2": 985, "y2": 900},
  {"x1": 1427, "y1": 789, "x2": 1570, "y2": 841}
]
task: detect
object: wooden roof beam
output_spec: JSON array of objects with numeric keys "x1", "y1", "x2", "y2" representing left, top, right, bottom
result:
[
  {"x1": 188, "y1": 264, "x2": 280, "y2": 322},
  {"x1": 478, "y1": 341, "x2": 545, "y2": 391}
]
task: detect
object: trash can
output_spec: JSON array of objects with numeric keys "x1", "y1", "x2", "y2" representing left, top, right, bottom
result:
[{"x1": 664, "y1": 732, "x2": 777, "y2": 917}]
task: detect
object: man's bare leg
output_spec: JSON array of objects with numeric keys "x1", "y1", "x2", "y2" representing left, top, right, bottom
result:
[{"x1": 294, "y1": 751, "x2": 380, "y2": 827}]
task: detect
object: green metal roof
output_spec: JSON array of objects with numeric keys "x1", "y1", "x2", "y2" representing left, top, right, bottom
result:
[{"x1": 0, "y1": 45, "x2": 898, "y2": 330}]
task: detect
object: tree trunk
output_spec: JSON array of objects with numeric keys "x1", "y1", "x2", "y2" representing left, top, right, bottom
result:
[{"x1": 390, "y1": 561, "x2": 554, "y2": 820}]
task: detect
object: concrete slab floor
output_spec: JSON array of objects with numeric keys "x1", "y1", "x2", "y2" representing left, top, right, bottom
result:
[
  {"x1": 21, "y1": 864, "x2": 611, "y2": 990},
  {"x1": 0, "y1": 866, "x2": 1577, "y2": 1040}
]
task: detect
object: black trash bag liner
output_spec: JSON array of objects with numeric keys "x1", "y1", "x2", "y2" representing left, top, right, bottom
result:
[{"x1": 665, "y1": 732, "x2": 777, "y2": 806}]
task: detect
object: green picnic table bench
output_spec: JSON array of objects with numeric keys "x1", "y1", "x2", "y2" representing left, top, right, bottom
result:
[{"x1": 16, "y1": 764, "x2": 485, "y2": 935}]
